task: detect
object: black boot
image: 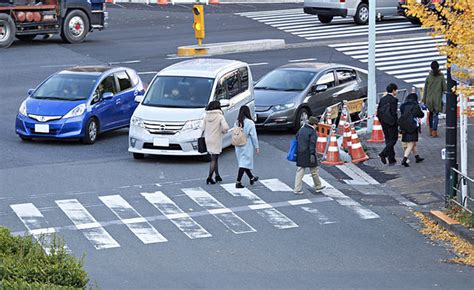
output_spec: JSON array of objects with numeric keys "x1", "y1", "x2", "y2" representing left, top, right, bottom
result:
[
  {"x1": 401, "y1": 157, "x2": 409, "y2": 167},
  {"x1": 206, "y1": 177, "x2": 215, "y2": 185},
  {"x1": 415, "y1": 155, "x2": 424, "y2": 163},
  {"x1": 235, "y1": 181, "x2": 244, "y2": 189}
]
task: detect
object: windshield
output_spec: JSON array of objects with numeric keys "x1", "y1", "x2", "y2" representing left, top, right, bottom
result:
[
  {"x1": 32, "y1": 74, "x2": 97, "y2": 101},
  {"x1": 143, "y1": 76, "x2": 214, "y2": 108},
  {"x1": 255, "y1": 70, "x2": 316, "y2": 91}
]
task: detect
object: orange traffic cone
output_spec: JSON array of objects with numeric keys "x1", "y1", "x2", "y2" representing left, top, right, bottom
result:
[
  {"x1": 341, "y1": 123, "x2": 352, "y2": 150},
  {"x1": 337, "y1": 112, "x2": 348, "y2": 135},
  {"x1": 209, "y1": 0, "x2": 219, "y2": 3},
  {"x1": 157, "y1": 0, "x2": 167, "y2": 5},
  {"x1": 316, "y1": 134, "x2": 327, "y2": 155},
  {"x1": 367, "y1": 116, "x2": 385, "y2": 143},
  {"x1": 322, "y1": 131, "x2": 343, "y2": 166},
  {"x1": 350, "y1": 128, "x2": 369, "y2": 164}
]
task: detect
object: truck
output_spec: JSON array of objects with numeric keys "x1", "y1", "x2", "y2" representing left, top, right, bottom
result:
[{"x1": 0, "y1": 0, "x2": 108, "y2": 48}]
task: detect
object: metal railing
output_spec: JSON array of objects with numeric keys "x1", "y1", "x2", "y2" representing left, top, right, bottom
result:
[{"x1": 448, "y1": 168, "x2": 473, "y2": 227}]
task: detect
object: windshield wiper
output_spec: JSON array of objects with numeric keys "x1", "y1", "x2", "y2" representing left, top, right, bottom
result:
[
  {"x1": 33, "y1": 96, "x2": 67, "y2": 100},
  {"x1": 282, "y1": 88, "x2": 303, "y2": 92},
  {"x1": 254, "y1": 87, "x2": 281, "y2": 90}
]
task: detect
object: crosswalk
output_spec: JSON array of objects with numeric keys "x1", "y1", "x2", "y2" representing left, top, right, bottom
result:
[
  {"x1": 236, "y1": 9, "x2": 426, "y2": 41},
  {"x1": 329, "y1": 36, "x2": 447, "y2": 88},
  {"x1": 9, "y1": 175, "x2": 380, "y2": 252}
]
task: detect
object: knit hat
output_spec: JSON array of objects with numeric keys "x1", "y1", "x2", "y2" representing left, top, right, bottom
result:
[{"x1": 308, "y1": 116, "x2": 318, "y2": 125}]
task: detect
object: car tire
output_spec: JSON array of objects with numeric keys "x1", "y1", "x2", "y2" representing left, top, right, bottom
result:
[
  {"x1": 16, "y1": 34, "x2": 37, "y2": 42},
  {"x1": 81, "y1": 118, "x2": 98, "y2": 145},
  {"x1": 317, "y1": 15, "x2": 333, "y2": 24},
  {"x1": 0, "y1": 14, "x2": 16, "y2": 48},
  {"x1": 60, "y1": 10, "x2": 89, "y2": 44},
  {"x1": 20, "y1": 136, "x2": 32, "y2": 141},
  {"x1": 354, "y1": 3, "x2": 369, "y2": 25},
  {"x1": 133, "y1": 153, "x2": 145, "y2": 160},
  {"x1": 293, "y1": 107, "x2": 311, "y2": 132}
]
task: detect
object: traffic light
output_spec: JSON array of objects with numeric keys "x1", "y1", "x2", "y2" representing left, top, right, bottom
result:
[{"x1": 193, "y1": 5, "x2": 205, "y2": 45}]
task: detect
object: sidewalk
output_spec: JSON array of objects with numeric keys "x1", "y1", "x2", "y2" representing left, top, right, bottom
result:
[{"x1": 361, "y1": 119, "x2": 474, "y2": 208}]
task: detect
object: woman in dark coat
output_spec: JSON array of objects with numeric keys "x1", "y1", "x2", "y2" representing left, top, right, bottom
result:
[{"x1": 399, "y1": 93, "x2": 425, "y2": 167}]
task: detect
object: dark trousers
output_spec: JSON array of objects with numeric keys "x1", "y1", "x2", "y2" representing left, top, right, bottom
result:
[
  {"x1": 428, "y1": 110, "x2": 439, "y2": 131},
  {"x1": 380, "y1": 124, "x2": 398, "y2": 161},
  {"x1": 237, "y1": 168, "x2": 254, "y2": 182}
]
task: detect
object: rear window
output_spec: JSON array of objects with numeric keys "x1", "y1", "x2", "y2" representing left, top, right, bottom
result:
[
  {"x1": 336, "y1": 69, "x2": 357, "y2": 85},
  {"x1": 115, "y1": 71, "x2": 132, "y2": 92}
]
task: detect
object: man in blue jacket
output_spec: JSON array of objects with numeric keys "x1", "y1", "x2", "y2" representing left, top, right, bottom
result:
[
  {"x1": 377, "y1": 83, "x2": 399, "y2": 165},
  {"x1": 294, "y1": 116, "x2": 326, "y2": 194}
]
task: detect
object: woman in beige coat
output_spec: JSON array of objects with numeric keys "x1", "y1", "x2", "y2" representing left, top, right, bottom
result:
[{"x1": 203, "y1": 101, "x2": 229, "y2": 184}]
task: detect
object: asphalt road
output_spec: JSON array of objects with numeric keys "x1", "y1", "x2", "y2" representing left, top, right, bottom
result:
[{"x1": 0, "y1": 4, "x2": 472, "y2": 289}]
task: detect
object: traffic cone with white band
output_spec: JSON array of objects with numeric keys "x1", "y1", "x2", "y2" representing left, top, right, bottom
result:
[
  {"x1": 337, "y1": 112, "x2": 348, "y2": 135},
  {"x1": 322, "y1": 131, "x2": 343, "y2": 166},
  {"x1": 367, "y1": 115, "x2": 385, "y2": 143},
  {"x1": 350, "y1": 128, "x2": 369, "y2": 164},
  {"x1": 316, "y1": 134, "x2": 327, "y2": 155},
  {"x1": 341, "y1": 123, "x2": 352, "y2": 150}
]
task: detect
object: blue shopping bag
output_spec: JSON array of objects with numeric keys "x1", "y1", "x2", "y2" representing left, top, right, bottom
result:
[{"x1": 287, "y1": 138, "x2": 298, "y2": 162}]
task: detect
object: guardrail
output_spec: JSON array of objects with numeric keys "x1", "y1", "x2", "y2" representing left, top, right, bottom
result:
[{"x1": 448, "y1": 168, "x2": 473, "y2": 227}]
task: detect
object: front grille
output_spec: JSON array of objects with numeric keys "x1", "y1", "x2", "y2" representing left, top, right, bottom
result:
[
  {"x1": 143, "y1": 120, "x2": 184, "y2": 135},
  {"x1": 28, "y1": 114, "x2": 62, "y2": 122},
  {"x1": 143, "y1": 143, "x2": 182, "y2": 151}
]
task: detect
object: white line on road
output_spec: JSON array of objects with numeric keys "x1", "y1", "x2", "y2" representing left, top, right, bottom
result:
[
  {"x1": 137, "y1": 71, "x2": 158, "y2": 75},
  {"x1": 99, "y1": 195, "x2": 168, "y2": 244},
  {"x1": 182, "y1": 187, "x2": 256, "y2": 234},
  {"x1": 329, "y1": 36, "x2": 443, "y2": 48},
  {"x1": 303, "y1": 175, "x2": 380, "y2": 220},
  {"x1": 108, "y1": 60, "x2": 141, "y2": 65},
  {"x1": 221, "y1": 184, "x2": 299, "y2": 229},
  {"x1": 141, "y1": 191, "x2": 212, "y2": 239},
  {"x1": 260, "y1": 178, "x2": 293, "y2": 192},
  {"x1": 249, "y1": 62, "x2": 269, "y2": 66},
  {"x1": 56, "y1": 199, "x2": 120, "y2": 250},
  {"x1": 288, "y1": 58, "x2": 317, "y2": 63},
  {"x1": 300, "y1": 207, "x2": 339, "y2": 225}
]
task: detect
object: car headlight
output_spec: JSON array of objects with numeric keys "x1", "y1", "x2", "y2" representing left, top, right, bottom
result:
[
  {"x1": 19, "y1": 100, "x2": 27, "y2": 116},
  {"x1": 182, "y1": 119, "x2": 203, "y2": 131},
  {"x1": 273, "y1": 103, "x2": 295, "y2": 111},
  {"x1": 63, "y1": 104, "x2": 86, "y2": 119},
  {"x1": 131, "y1": 116, "x2": 145, "y2": 128}
]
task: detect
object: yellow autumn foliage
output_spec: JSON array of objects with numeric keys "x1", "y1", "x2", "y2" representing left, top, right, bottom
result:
[{"x1": 405, "y1": 0, "x2": 473, "y2": 97}]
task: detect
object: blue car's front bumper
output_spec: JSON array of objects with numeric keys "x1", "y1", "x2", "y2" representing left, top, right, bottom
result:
[{"x1": 16, "y1": 114, "x2": 86, "y2": 139}]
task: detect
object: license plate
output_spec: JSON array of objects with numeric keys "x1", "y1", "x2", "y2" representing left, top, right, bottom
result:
[
  {"x1": 35, "y1": 124, "x2": 49, "y2": 133},
  {"x1": 153, "y1": 138, "x2": 169, "y2": 147}
]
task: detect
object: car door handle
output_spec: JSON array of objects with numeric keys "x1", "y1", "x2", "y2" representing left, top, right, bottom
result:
[{"x1": 116, "y1": 98, "x2": 122, "y2": 105}]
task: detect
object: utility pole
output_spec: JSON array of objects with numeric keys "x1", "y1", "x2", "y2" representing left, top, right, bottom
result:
[
  {"x1": 445, "y1": 58, "x2": 457, "y2": 202},
  {"x1": 367, "y1": 0, "x2": 377, "y2": 133}
]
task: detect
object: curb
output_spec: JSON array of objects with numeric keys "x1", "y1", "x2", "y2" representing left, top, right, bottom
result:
[
  {"x1": 177, "y1": 39, "x2": 286, "y2": 57},
  {"x1": 423, "y1": 210, "x2": 474, "y2": 245}
]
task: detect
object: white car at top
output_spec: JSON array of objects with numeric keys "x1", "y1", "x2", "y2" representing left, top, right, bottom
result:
[
  {"x1": 304, "y1": 0, "x2": 399, "y2": 25},
  {"x1": 128, "y1": 58, "x2": 255, "y2": 159}
]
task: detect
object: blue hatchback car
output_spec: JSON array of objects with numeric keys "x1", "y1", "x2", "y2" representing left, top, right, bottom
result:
[{"x1": 16, "y1": 66, "x2": 144, "y2": 144}]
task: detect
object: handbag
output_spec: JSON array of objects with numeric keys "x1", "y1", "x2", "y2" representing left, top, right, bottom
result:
[
  {"x1": 287, "y1": 138, "x2": 298, "y2": 162},
  {"x1": 231, "y1": 125, "x2": 247, "y2": 146},
  {"x1": 197, "y1": 137, "x2": 207, "y2": 153}
]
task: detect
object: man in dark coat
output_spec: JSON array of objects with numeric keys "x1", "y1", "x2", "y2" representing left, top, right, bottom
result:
[
  {"x1": 294, "y1": 116, "x2": 326, "y2": 194},
  {"x1": 377, "y1": 83, "x2": 399, "y2": 165}
]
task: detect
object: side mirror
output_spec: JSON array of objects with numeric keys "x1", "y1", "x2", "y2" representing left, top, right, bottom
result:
[
  {"x1": 102, "y1": 92, "x2": 114, "y2": 100},
  {"x1": 135, "y1": 95, "x2": 144, "y2": 103},
  {"x1": 315, "y1": 84, "x2": 328, "y2": 92},
  {"x1": 27, "y1": 89, "x2": 35, "y2": 96},
  {"x1": 219, "y1": 99, "x2": 230, "y2": 108}
]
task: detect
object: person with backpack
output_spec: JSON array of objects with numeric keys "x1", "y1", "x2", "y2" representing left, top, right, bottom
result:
[
  {"x1": 234, "y1": 106, "x2": 259, "y2": 189},
  {"x1": 399, "y1": 93, "x2": 425, "y2": 167},
  {"x1": 422, "y1": 61, "x2": 447, "y2": 138},
  {"x1": 202, "y1": 101, "x2": 229, "y2": 184},
  {"x1": 377, "y1": 83, "x2": 399, "y2": 165},
  {"x1": 293, "y1": 116, "x2": 325, "y2": 195}
]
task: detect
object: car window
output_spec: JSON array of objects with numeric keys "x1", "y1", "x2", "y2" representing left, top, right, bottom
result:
[
  {"x1": 239, "y1": 67, "x2": 249, "y2": 91},
  {"x1": 32, "y1": 74, "x2": 96, "y2": 101},
  {"x1": 226, "y1": 71, "x2": 240, "y2": 98},
  {"x1": 126, "y1": 69, "x2": 140, "y2": 87},
  {"x1": 96, "y1": 75, "x2": 117, "y2": 96},
  {"x1": 336, "y1": 69, "x2": 357, "y2": 85},
  {"x1": 316, "y1": 71, "x2": 336, "y2": 88},
  {"x1": 255, "y1": 69, "x2": 315, "y2": 91},
  {"x1": 115, "y1": 71, "x2": 132, "y2": 92},
  {"x1": 215, "y1": 78, "x2": 227, "y2": 101}
]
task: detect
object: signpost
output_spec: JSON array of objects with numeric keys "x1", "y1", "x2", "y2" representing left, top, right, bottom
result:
[{"x1": 367, "y1": 0, "x2": 377, "y2": 133}]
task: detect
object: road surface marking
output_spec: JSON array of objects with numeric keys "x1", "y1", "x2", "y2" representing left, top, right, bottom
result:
[
  {"x1": 221, "y1": 184, "x2": 299, "y2": 229},
  {"x1": 141, "y1": 191, "x2": 212, "y2": 239},
  {"x1": 301, "y1": 207, "x2": 339, "y2": 225},
  {"x1": 303, "y1": 176, "x2": 380, "y2": 220},
  {"x1": 56, "y1": 199, "x2": 120, "y2": 250},
  {"x1": 99, "y1": 195, "x2": 168, "y2": 244},
  {"x1": 249, "y1": 62, "x2": 269, "y2": 66},
  {"x1": 182, "y1": 187, "x2": 256, "y2": 234},
  {"x1": 260, "y1": 178, "x2": 293, "y2": 192},
  {"x1": 10, "y1": 203, "x2": 63, "y2": 254},
  {"x1": 337, "y1": 164, "x2": 380, "y2": 186},
  {"x1": 288, "y1": 58, "x2": 317, "y2": 63}
]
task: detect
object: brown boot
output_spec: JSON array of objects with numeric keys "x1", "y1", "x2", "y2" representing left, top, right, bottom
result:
[
  {"x1": 432, "y1": 130, "x2": 438, "y2": 138},
  {"x1": 429, "y1": 128, "x2": 433, "y2": 136}
]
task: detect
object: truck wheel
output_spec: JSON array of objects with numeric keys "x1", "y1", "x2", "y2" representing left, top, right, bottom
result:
[
  {"x1": 16, "y1": 34, "x2": 37, "y2": 42},
  {"x1": 354, "y1": 3, "x2": 369, "y2": 25},
  {"x1": 0, "y1": 14, "x2": 16, "y2": 48},
  {"x1": 317, "y1": 15, "x2": 333, "y2": 24},
  {"x1": 61, "y1": 10, "x2": 89, "y2": 44}
]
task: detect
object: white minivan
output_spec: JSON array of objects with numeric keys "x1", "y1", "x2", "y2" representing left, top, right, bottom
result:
[
  {"x1": 128, "y1": 59, "x2": 255, "y2": 159},
  {"x1": 304, "y1": 0, "x2": 399, "y2": 25}
]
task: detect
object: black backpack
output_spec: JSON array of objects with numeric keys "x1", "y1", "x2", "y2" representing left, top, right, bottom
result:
[
  {"x1": 398, "y1": 107, "x2": 417, "y2": 133},
  {"x1": 378, "y1": 103, "x2": 396, "y2": 126}
]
